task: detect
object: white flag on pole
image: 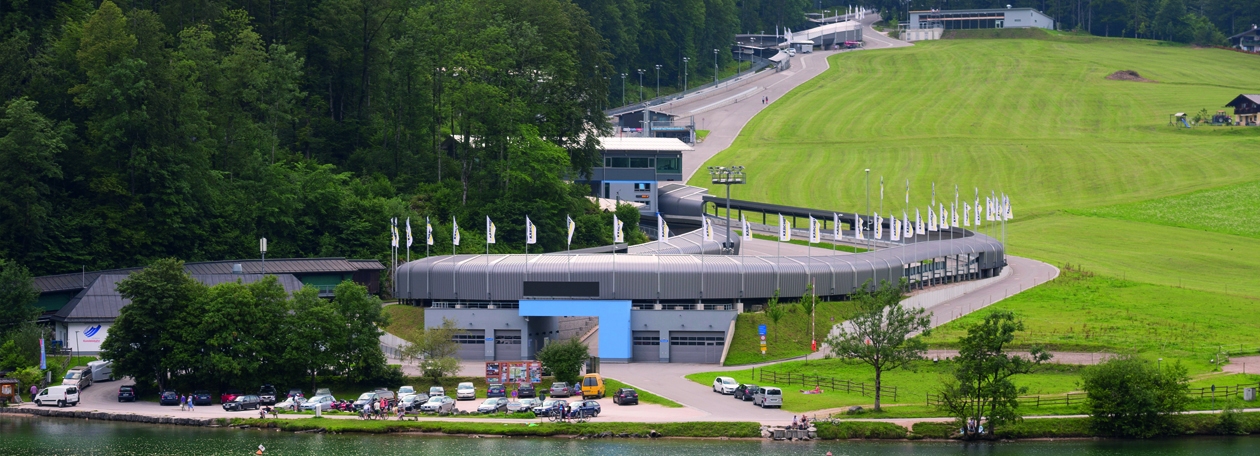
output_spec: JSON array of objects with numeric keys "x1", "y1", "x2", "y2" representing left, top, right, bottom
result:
[
  {"x1": 928, "y1": 207, "x2": 938, "y2": 232},
  {"x1": 486, "y1": 216, "x2": 496, "y2": 244},
  {"x1": 525, "y1": 216, "x2": 537, "y2": 245},
  {"x1": 940, "y1": 204, "x2": 948, "y2": 229},
  {"x1": 613, "y1": 215, "x2": 624, "y2": 243},
  {"x1": 808, "y1": 216, "x2": 820, "y2": 243},
  {"x1": 986, "y1": 197, "x2": 994, "y2": 221},
  {"x1": 890, "y1": 216, "x2": 900, "y2": 241},
  {"x1": 1005, "y1": 195, "x2": 1013, "y2": 220},
  {"x1": 741, "y1": 214, "x2": 752, "y2": 241},
  {"x1": 657, "y1": 213, "x2": 669, "y2": 242},
  {"x1": 833, "y1": 213, "x2": 842, "y2": 241},
  {"x1": 951, "y1": 203, "x2": 959, "y2": 228},
  {"x1": 874, "y1": 214, "x2": 883, "y2": 240},
  {"x1": 703, "y1": 217, "x2": 715, "y2": 242},
  {"x1": 778, "y1": 214, "x2": 791, "y2": 242},
  {"x1": 975, "y1": 196, "x2": 982, "y2": 227},
  {"x1": 452, "y1": 217, "x2": 461, "y2": 246},
  {"x1": 406, "y1": 218, "x2": 413, "y2": 248},
  {"x1": 390, "y1": 218, "x2": 398, "y2": 248},
  {"x1": 903, "y1": 212, "x2": 913, "y2": 238},
  {"x1": 916, "y1": 209, "x2": 925, "y2": 235},
  {"x1": 963, "y1": 203, "x2": 971, "y2": 227},
  {"x1": 566, "y1": 215, "x2": 576, "y2": 247},
  {"x1": 855, "y1": 214, "x2": 865, "y2": 240},
  {"x1": 426, "y1": 217, "x2": 434, "y2": 246}
]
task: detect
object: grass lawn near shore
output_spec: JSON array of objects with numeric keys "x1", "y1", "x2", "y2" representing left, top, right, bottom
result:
[
  {"x1": 724, "y1": 301, "x2": 865, "y2": 366},
  {"x1": 603, "y1": 378, "x2": 682, "y2": 408}
]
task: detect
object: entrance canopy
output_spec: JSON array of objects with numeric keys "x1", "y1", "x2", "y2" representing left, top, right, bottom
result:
[{"x1": 519, "y1": 300, "x2": 631, "y2": 361}]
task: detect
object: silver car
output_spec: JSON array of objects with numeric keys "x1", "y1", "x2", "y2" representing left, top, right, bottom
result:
[
  {"x1": 753, "y1": 387, "x2": 783, "y2": 408},
  {"x1": 419, "y1": 395, "x2": 457, "y2": 413},
  {"x1": 507, "y1": 398, "x2": 539, "y2": 413},
  {"x1": 300, "y1": 395, "x2": 336, "y2": 411},
  {"x1": 477, "y1": 397, "x2": 508, "y2": 413}
]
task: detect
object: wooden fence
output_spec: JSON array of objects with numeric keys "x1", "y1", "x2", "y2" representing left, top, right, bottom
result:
[
  {"x1": 754, "y1": 368, "x2": 898, "y2": 402},
  {"x1": 925, "y1": 392, "x2": 1084, "y2": 408},
  {"x1": 1188, "y1": 383, "x2": 1260, "y2": 401}
]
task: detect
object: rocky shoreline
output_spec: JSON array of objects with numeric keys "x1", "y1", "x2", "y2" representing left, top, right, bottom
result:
[{"x1": 2, "y1": 407, "x2": 223, "y2": 427}]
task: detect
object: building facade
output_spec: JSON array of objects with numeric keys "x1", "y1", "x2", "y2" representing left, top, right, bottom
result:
[
  {"x1": 581, "y1": 137, "x2": 693, "y2": 215},
  {"x1": 909, "y1": 8, "x2": 1054, "y2": 31}
]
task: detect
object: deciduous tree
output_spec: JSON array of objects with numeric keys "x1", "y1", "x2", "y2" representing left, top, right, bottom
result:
[
  {"x1": 101, "y1": 258, "x2": 205, "y2": 391},
  {"x1": 825, "y1": 279, "x2": 930, "y2": 411},
  {"x1": 536, "y1": 338, "x2": 590, "y2": 385},
  {"x1": 1081, "y1": 356, "x2": 1190, "y2": 438}
]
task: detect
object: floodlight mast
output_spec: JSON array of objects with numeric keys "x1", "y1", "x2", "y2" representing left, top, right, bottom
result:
[{"x1": 708, "y1": 166, "x2": 746, "y2": 254}]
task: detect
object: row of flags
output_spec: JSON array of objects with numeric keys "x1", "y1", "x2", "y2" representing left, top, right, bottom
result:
[{"x1": 386, "y1": 192, "x2": 1014, "y2": 250}]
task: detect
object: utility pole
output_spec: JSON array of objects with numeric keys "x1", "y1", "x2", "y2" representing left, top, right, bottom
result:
[
  {"x1": 682, "y1": 57, "x2": 690, "y2": 97},
  {"x1": 637, "y1": 69, "x2": 645, "y2": 102},
  {"x1": 620, "y1": 73, "x2": 627, "y2": 106},
  {"x1": 654, "y1": 64, "x2": 662, "y2": 98},
  {"x1": 713, "y1": 48, "x2": 719, "y2": 85}
]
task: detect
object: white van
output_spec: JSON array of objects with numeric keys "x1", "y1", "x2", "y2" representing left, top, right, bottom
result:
[
  {"x1": 754, "y1": 387, "x2": 783, "y2": 408},
  {"x1": 35, "y1": 385, "x2": 80, "y2": 407},
  {"x1": 88, "y1": 360, "x2": 113, "y2": 382}
]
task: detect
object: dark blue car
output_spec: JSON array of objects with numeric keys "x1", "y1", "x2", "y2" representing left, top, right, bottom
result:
[
  {"x1": 487, "y1": 384, "x2": 507, "y2": 398},
  {"x1": 572, "y1": 399, "x2": 601, "y2": 418}
]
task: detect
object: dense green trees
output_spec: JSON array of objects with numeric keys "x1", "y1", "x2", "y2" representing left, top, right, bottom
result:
[
  {"x1": 100, "y1": 258, "x2": 396, "y2": 392},
  {"x1": 1081, "y1": 356, "x2": 1190, "y2": 437}
]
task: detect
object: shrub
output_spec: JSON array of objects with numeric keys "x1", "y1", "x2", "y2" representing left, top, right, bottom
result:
[
  {"x1": 815, "y1": 421, "x2": 907, "y2": 439},
  {"x1": 1080, "y1": 357, "x2": 1190, "y2": 438}
]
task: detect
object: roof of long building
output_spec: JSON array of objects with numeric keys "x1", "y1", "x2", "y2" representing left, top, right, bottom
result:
[
  {"x1": 52, "y1": 273, "x2": 306, "y2": 323},
  {"x1": 34, "y1": 258, "x2": 385, "y2": 294}
]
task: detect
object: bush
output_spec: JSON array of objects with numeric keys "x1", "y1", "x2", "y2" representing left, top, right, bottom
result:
[
  {"x1": 1080, "y1": 357, "x2": 1190, "y2": 438},
  {"x1": 910, "y1": 422, "x2": 954, "y2": 439},
  {"x1": 815, "y1": 421, "x2": 907, "y2": 439}
]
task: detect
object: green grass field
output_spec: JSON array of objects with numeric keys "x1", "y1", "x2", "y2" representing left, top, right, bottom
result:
[
  {"x1": 725, "y1": 301, "x2": 864, "y2": 365},
  {"x1": 688, "y1": 36, "x2": 1260, "y2": 301},
  {"x1": 603, "y1": 378, "x2": 682, "y2": 407},
  {"x1": 383, "y1": 305, "x2": 425, "y2": 343}
]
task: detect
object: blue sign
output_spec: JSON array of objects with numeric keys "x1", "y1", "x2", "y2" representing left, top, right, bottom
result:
[
  {"x1": 758, "y1": 325, "x2": 767, "y2": 336},
  {"x1": 84, "y1": 325, "x2": 102, "y2": 338}
]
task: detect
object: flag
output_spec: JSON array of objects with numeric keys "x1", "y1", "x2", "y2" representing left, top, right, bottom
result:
[
  {"x1": 778, "y1": 214, "x2": 791, "y2": 242},
  {"x1": 855, "y1": 214, "x2": 865, "y2": 240},
  {"x1": 566, "y1": 215, "x2": 576, "y2": 247},
  {"x1": 833, "y1": 213, "x2": 842, "y2": 241},
  {"x1": 452, "y1": 217, "x2": 461, "y2": 246},
  {"x1": 405, "y1": 218, "x2": 413, "y2": 248},
  {"x1": 808, "y1": 216, "x2": 821, "y2": 243},
  {"x1": 880, "y1": 177, "x2": 884, "y2": 202},
  {"x1": 915, "y1": 209, "x2": 925, "y2": 235},
  {"x1": 874, "y1": 213, "x2": 883, "y2": 240},
  {"x1": 928, "y1": 207, "x2": 938, "y2": 231},
  {"x1": 486, "y1": 216, "x2": 496, "y2": 244},
  {"x1": 613, "y1": 215, "x2": 624, "y2": 243},
  {"x1": 963, "y1": 203, "x2": 971, "y2": 227},
  {"x1": 526, "y1": 216, "x2": 537, "y2": 245},
  {"x1": 903, "y1": 212, "x2": 913, "y2": 238},
  {"x1": 940, "y1": 204, "x2": 948, "y2": 229},
  {"x1": 890, "y1": 216, "x2": 900, "y2": 241},
  {"x1": 426, "y1": 217, "x2": 434, "y2": 245},
  {"x1": 1004, "y1": 195, "x2": 1013, "y2": 220},
  {"x1": 703, "y1": 217, "x2": 715, "y2": 242},
  {"x1": 657, "y1": 213, "x2": 669, "y2": 242},
  {"x1": 951, "y1": 203, "x2": 959, "y2": 228},
  {"x1": 975, "y1": 196, "x2": 982, "y2": 227},
  {"x1": 390, "y1": 218, "x2": 399, "y2": 248},
  {"x1": 741, "y1": 214, "x2": 752, "y2": 241}
]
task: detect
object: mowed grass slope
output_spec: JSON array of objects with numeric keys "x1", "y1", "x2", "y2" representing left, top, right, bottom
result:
[{"x1": 690, "y1": 37, "x2": 1260, "y2": 297}]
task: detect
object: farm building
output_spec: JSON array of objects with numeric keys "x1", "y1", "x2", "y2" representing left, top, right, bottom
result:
[
  {"x1": 1226, "y1": 94, "x2": 1260, "y2": 126},
  {"x1": 1230, "y1": 27, "x2": 1259, "y2": 53}
]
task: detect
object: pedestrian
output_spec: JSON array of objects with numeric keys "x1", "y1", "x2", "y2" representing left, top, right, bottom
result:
[
  {"x1": 792, "y1": 415, "x2": 798, "y2": 429},
  {"x1": 188, "y1": 397, "x2": 195, "y2": 412},
  {"x1": 180, "y1": 395, "x2": 186, "y2": 411},
  {"x1": 30, "y1": 384, "x2": 38, "y2": 402}
]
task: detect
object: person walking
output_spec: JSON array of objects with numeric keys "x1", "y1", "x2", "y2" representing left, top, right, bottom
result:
[
  {"x1": 30, "y1": 384, "x2": 38, "y2": 402},
  {"x1": 180, "y1": 395, "x2": 186, "y2": 411},
  {"x1": 188, "y1": 397, "x2": 195, "y2": 412}
]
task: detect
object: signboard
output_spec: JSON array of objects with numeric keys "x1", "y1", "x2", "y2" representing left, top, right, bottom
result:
[
  {"x1": 486, "y1": 361, "x2": 542, "y2": 385},
  {"x1": 39, "y1": 339, "x2": 46, "y2": 370},
  {"x1": 759, "y1": 324, "x2": 768, "y2": 355}
]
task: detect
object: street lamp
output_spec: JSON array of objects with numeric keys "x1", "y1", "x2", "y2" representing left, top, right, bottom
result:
[
  {"x1": 682, "y1": 57, "x2": 690, "y2": 97},
  {"x1": 713, "y1": 48, "x2": 719, "y2": 85},
  {"x1": 620, "y1": 73, "x2": 627, "y2": 106},
  {"x1": 73, "y1": 330, "x2": 79, "y2": 360},
  {"x1": 865, "y1": 169, "x2": 872, "y2": 252},
  {"x1": 654, "y1": 64, "x2": 662, "y2": 98},
  {"x1": 735, "y1": 41, "x2": 741, "y2": 75},
  {"x1": 708, "y1": 166, "x2": 746, "y2": 253},
  {"x1": 637, "y1": 69, "x2": 645, "y2": 102}
]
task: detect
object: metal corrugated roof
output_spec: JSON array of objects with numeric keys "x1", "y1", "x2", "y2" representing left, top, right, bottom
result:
[
  {"x1": 598, "y1": 137, "x2": 694, "y2": 152},
  {"x1": 53, "y1": 274, "x2": 305, "y2": 322},
  {"x1": 34, "y1": 258, "x2": 384, "y2": 294}
]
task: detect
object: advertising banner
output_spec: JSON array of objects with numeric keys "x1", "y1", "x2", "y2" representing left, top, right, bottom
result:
[{"x1": 486, "y1": 361, "x2": 543, "y2": 385}]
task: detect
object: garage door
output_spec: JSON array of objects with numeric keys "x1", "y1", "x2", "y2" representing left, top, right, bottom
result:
[
  {"x1": 454, "y1": 330, "x2": 486, "y2": 360},
  {"x1": 495, "y1": 330, "x2": 522, "y2": 361},
  {"x1": 632, "y1": 331, "x2": 660, "y2": 362},
  {"x1": 669, "y1": 331, "x2": 724, "y2": 364}
]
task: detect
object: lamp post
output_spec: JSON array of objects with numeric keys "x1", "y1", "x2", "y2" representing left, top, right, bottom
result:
[
  {"x1": 713, "y1": 48, "x2": 719, "y2": 85},
  {"x1": 637, "y1": 69, "x2": 645, "y2": 102},
  {"x1": 682, "y1": 57, "x2": 690, "y2": 97},
  {"x1": 73, "y1": 330, "x2": 79, "y2": 361},
  {"x1": 735, "y1": 41, "x2": 741, "y2": 75},
  {"x1": 620, "y1": 73, "x2": 627, "y2": 106},
  {"x1": 708, "y1": 166, "x2": 746, "y2": 253},
  {"x1": 865, "y1": 169, "x2": 872, "y2": 252},
  {"x1": 654, "y1": 64, "x2": 662, "y2": 98}
]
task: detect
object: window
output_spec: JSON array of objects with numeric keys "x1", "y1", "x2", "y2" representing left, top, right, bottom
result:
[
  {"x1": 496, "y1": 335, "x2": 521, "y2": 344},
  {"x1": 629, "y1": 157, "x2": 651, "y2": 168},
  {"x1": 606, "y1": 157, "x2": 629, "y2": 168},
  {"x1": 670, "y1": 335, "x2": 725, "y2": 346},
  {"x1": 452, "y1": 333, "x2": 485, "y2": 345},
  {"x1": 656, "y1": 157, "x2": 681, "y2": 173},
  {"x1": 633, "y1": 336, "x2": 660, "y2": 346},
  {"x1": 634, "y1": 183, "x2": 651, "y2": 192}
]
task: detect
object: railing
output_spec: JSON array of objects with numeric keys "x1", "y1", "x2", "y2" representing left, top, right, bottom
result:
[
  {"x1": 926, "y1": 392, "x2": 1085, "y2": 408},
  {"x1": 430, "y1": 301, "x2": 519, "y2": 309},
  {"x1": 755, "y1": 368, "x2": 898, "y2": 402},
  {"x1": 1188, "y1": 383, "x2": 1260, "y2": 400}
]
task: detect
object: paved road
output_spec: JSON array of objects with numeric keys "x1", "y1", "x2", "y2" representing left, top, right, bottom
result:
[{"x1": 599, "y1": 362, "x2": 799, "y2": 425}]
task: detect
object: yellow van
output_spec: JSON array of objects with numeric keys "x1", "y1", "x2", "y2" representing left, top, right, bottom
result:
[{"x1": 580, "y1": 374, "x2": 605, "y2": 399}]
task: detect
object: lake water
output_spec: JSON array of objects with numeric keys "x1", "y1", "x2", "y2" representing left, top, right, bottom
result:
[{"x1": 3, "y1": 415, "x2": 1260, "y2": 455}]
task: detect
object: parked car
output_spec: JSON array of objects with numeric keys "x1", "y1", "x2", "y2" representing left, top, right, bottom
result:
[
  {"x1": 532, "y1": 399, "x2": 567, "y2": 416},
  {"x1": 301, "y1": 395, "x2": 336, "y2": 411},
  {"x1": 753, "y1": 387, "x2": 783, "y2": 408},
  {"x1": 712, "y1": 376, "x2": 737, "y2": 394},
  {"x1": 372, "y1": 389, "x2": 395, "y2": 401},
  {"x1": 87, "y1": 360, "x2": 113, "y2": 382},
  {"x1": 286, "y1": 388, "x2": 305, "y2": 402},
  {"x1": 456, "y1": 382, "x2": 476, "y2": 400},
  {"x1": 398, "y1": 394, "x2": 427, "y2": 412},
  {"x1": 429, "y1": 386, "x2": 445, "y2": 397},
  {"x1": 580, "y1": 374, "x2": 605, "y2": 399},
  {"x1": 223, "y1": 394, "x2": 261, "y2": 411},
  {"x1": 507, "y1": 398, "x2": 539, "y2": 413},
  {"x1": 612, "y1": 388, "x2": 638, "y2": 405},
  {"x1": 572, "y1": 399, "x2": 601, "y2": 418},
  {"x1": 258, "y1": 384, "x2": 278, "y2": 405},
  {"x1": 117, "y1": 385, "x2": 136, "y2": 402},
  {"x1": 61, "y1": 367, "x2": 92, "y2": 390},
  {"x1": 34, "y1": 385, "x2": 80, "y2": 407},
  {"x1": 220, "y1": 388, "x2": 243, "y2": 404},
  {"x1": 352, "y1": 392, "x2": 378, "y2": 411},
  {"x1": 477, "y1": 397, "x2": 508, "y2": 413},
  {"x1": 516, "y1": 384, "x2": 536, "y2": 398},
  {"x1": 398, "y1": 386, "x2": 416, "y2": 397},
  {"x1": 159, "y1": 390, "x2": 181, "y2": 406},
  {"x1": 192, "y1": 390, "x2": 213, "y2": 406},
  {"x1": 486, "y1": 384, "x2": 506, "y2": 398},
  {"x1": 419, "y1": 395, "x2": 457, "y2": 413},
  {"x1": 733, "y1": 384, "x2": 759, "y2": 401},
  {"x1": 549, "y1": 382, "x2": 572, "y2": 398},
  {"x1": 315, "y1": 388, "x2": 332, "y2": 397}
]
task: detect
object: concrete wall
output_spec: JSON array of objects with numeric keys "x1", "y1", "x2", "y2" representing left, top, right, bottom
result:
[
  {"x1": 426, "y1": 308, "x2": 530, "y2": 361},
  {"x1": 1003, "y1": 9, "x2": 1053, "y2": 29}
]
